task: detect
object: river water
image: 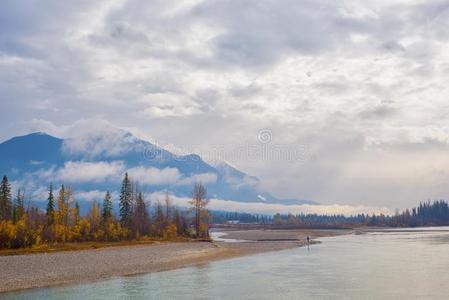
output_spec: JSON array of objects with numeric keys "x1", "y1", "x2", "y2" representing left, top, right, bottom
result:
[{"x1": 5, "y1": 227, "x2": 449, "y2": 299}]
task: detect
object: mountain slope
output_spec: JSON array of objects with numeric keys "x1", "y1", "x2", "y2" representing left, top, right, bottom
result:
[
  {"x1": 0, "y1": 131, "x2": 316, "y2": 207},
  {"x1": 0, "y1": 132, "x2": 64, "y2": 172}
]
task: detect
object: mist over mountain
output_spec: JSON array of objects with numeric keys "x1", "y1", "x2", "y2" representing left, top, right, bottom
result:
[{"x1": 0, "y1": 130, "x2": 315, "y2": 210}]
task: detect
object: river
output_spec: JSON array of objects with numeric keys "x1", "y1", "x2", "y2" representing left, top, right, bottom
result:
[{"x1": 5, "y1": 227, "x2": 449, "y2": 299}]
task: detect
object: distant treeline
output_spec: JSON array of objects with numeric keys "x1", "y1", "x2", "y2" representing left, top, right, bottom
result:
[
  {"x1": 0, "y1": 174, "x2": 210, "y2": 249},
  {"x1": 211, "y1": 211, "x2": 272, "y2": 224},
  {"x1": 211, "y1": 201, "x2": 449, "y2": 228}
]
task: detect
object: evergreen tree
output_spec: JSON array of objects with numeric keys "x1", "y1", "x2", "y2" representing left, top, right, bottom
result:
[
  {"x1": 16, "y1": 189, "x2": 24, "y2": 213},
  {"x1": 57, "y1": 184, "x2": 66, "y2": 225},
  {"x1": 174, "y1": 208, "x2": 187, "y2": 236},
  {"x1": 153, "y1": 202, "x2": 165, "y2": 237},
  {"x1": 102, "y1": 191, "x2": 113, "y2": 224},
  {"x1": 13, "y1": 188, "x2": 25, "y2": 223},
  {"x1": 12, "y1": 205, "x2": 17, "y2": 224},
  {"x1": 46, "y1": 183, "x2": 55, "y2": 225},
  {"x1": 164, "y1": 192, "x2": 172, "y2": 225},
  {"x1": 73, "y1": 201, "x2": 80, "y2": 225},
  {"x1": 0, "y1": 175, "x2": 12, "y2": 220},
  {"x1": 133, "y1": 192, "x2": 149, "y2": 236},
  {"x1": 119, "y1": 173, "x2": 132, "y2": 227}
]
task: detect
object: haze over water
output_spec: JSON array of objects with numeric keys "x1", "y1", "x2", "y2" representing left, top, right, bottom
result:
[{"x1": 7, "y1": 228, "x2": 449, "y2": 300}]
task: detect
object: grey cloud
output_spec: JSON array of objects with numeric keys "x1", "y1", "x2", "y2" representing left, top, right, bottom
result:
[
  {"x1": 190, "y1": 0, "x2": 372, "y2": 68},
  {"x1": 3, "y1": 0, "x2": 449, "y2": 210},
  {"x1": 358, "y1": 105, "x2": 397, "y2": 120}
]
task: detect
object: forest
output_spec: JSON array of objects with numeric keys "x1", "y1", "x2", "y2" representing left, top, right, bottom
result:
[
  {"x1": 211, "y1": 201, "x2": 449, "y2": 228},
  {"x1": 1, "y1": 171, "x2": 449, "y2": 250},
  {"x1": 0, "y1": 174, "x2": 209, "y2": 250}
]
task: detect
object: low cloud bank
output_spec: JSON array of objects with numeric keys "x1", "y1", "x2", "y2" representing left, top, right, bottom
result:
[
  {"x1": 149, "y1": 192, "x2": 392, "y2": 216},
  {"x1": 18, "y1": 185, "x2": 392, "y2": 216},
  {"x1": 33, "y1": 161, "x2": 217, "y2": 186}
]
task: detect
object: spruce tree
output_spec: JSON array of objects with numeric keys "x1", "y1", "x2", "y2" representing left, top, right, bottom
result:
[
  {"x1": 74, "y1": 202, "x2": 80, "y2": 225},
  {"x1": 13, "y1": 188, "x2": 25, "y2": 223},
  {"x1": 0, "y1": 175, "x2": 12, "y2": 220},
  {"x1": 154, "y1": 202, "x2": 165, "y2": 237},
  {"x1": 134, "y1": 192, "x2": 149, "y2": 236},
  {"x1": 102, "y1": 191, "x2": 113, "y2": 223},
  {"x1": 12, "y1": 206, "x2": 17, "y2": 224},
  {"x1": 119, "y1": 173, "x2": 132, "y2": 227},
  {"x1": 57, "y1": 184, "x2": 66, "y2": 225},
  {"x1": 16, "y1": 189, "x2": 24, "y2": 215},
  {"x1": 46, "y1": 183, "x2": 55, "y2": 225},
  {"x1": 174, "y1": 208, "x2": 185, "y2": 236}
]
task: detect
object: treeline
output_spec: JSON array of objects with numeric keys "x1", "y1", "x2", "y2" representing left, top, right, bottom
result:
[
  {"x1": 212, "y1": 201, "x2": 449, "y2": 228},
  {"x1": 211, "y1": 211, "x2": 272, "y2": 224},
  {"x1": 0, "y1": 174, "x2": 210, "y2": 249}
]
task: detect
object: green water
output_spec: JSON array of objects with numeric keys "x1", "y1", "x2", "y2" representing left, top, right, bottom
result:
[{"x1": 4, "y1": 228, "x2": 449, "y2": 299}]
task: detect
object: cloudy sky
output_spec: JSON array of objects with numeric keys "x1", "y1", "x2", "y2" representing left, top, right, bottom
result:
[{"x1": 2, "y1": 0, "x2": 449, "y2": 210}]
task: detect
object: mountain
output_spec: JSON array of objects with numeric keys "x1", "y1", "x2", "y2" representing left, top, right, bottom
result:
[{"x1": 0, "y1": 130, "x2": 316, "y2": 209}]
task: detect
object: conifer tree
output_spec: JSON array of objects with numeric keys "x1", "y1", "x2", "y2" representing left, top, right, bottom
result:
[
  {"x1": 119, "y1": 173, "x2": 132, "y2": 227},
  {"x1": 0, "y1": 175, "x2": 12, "y2": 220},
  {"x1": 16, "y1": 189, "x2": 24, "y2": 215},
  {"x1": 174, "y1": 208, "x2": 186, "y2": 236},
  {"x1": 12, "y1": 205, "x2": 17, "y2": 224},
  {"x1": 102, "y1": 191, "x2": 113, "y2": 224},
  {"x1": 153, "y1": 202, "x2": 165, "y2": 237},
  {"x1": 74, "y1": 201, "x2": 80, "y2": 225},
  {"x1": 164, "y1": 192, "x2": 172, "y2": 224},
  {"x1": 13, "y1": 188, "x2": 25, "y2": 223},
  {"x1": 134, "y1": 192, "x2": 149, "y2": 236},
  {"x1": 57, "y1": 184, "x2": 66, "y2": 225},
  {"x1": 46, "y1": 183, "x2": 55, "y2": 225}
]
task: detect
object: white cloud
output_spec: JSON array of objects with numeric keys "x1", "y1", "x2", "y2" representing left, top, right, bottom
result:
[
  {"x1": 60, "y1": 119, "x2": 144, "y2": 158},
  {"x1": 32, "y1": 162, "x2": 216, "y2": 188},
  {"x1": 127, "y1": 166, "x2": 181, "y2": 185},
  {"x1": 206, "y1": 199, "x2": 392, "y2": 217},
  {"x1": 55, "y1": 161, "x2": 125, "y2": 183},
  {"x1": 127, "y1": 166, "x2": 217, "y2": 186},
  {"x1": 148, "y1": 192, "x2": 391, "y2": 216},
  {"x1": 3, "y1": 0, "x2": 449, "y2": 210},
  {"x1": 75, "y1": 190, "x2": 119, "y2": 203},
  {"x1": 177, "y1": 172, "x2": 218, "y2": 186},
  {"x1": 223, "y1": 174, "x2": 259, "y2": 191},
  {"x1": 10, "y1": 181, "x2": 49, "y2": 202}
]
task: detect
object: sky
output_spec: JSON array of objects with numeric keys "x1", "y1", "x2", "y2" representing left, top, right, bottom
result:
[{"x1": 2, "y1": 0, "x2": 449, "y2": 210}]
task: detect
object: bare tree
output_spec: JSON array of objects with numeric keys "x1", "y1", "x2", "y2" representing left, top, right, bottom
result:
[
  {"x1": 164, "y1": 192, "x2": 172, "y2": 224},
  {"x1": 153, "y1": 201, "x2": 165, "y2": 237},
  {"x1": 189, "y1": 183, "x2": 209, "y2": 238}
]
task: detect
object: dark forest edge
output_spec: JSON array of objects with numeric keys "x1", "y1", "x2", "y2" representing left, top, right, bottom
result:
[{"x1": 210, "y1": 201, "x2": 449, "y2": 229}]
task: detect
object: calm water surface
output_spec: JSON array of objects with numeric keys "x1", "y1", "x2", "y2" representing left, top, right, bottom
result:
[{"x1": 5, "y1": 228, "x2": 449, "y2": 299}]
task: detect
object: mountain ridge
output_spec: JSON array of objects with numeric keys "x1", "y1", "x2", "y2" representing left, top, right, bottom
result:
[{"x1": 0, "y1": 131, "x2": 317, "y2": 207}]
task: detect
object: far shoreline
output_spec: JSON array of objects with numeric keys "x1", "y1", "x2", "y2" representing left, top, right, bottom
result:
[{"x1": 0, "y1": 228, "x2": 351, "y2": 294}]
